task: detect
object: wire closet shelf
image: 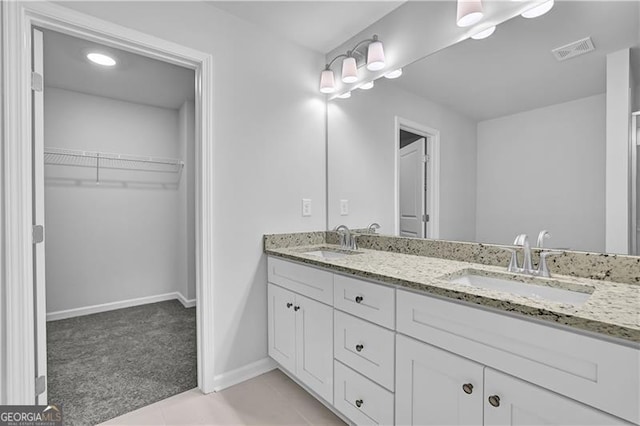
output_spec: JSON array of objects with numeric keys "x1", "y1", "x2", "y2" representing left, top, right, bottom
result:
[{"x1": 44, "y1": 147, "x2": 184, "y2": 174}]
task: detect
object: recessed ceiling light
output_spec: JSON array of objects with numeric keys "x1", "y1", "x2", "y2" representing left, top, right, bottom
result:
[
  {"x1": 384, "y1": 68, "x2": 403, "y2": 79},
  {"x1": 337, "y1": 92, "x2": 352, "y2": 99},
  {"x1": 86, "y1": 52, "x2": 116, "y2": 67},
  {"x1": 457, "y1": 0, "x2": 484, "y2": 27},
  {"x1": 471, "y1": 26, "x2": 496, "y2": 40},
  {"x1": 360, "y1": 81, "x2": 374, "y2": 90},
  {"x1": 521, "y1": 0, "x2": 554, "y2": 18}
]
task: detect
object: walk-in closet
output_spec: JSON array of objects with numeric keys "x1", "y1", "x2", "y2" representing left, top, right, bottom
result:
[{"x1": 40, "y1": 28, "x2": 197, "y2": 424}]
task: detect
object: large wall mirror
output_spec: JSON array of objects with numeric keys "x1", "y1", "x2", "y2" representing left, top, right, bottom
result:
[{"x1": 327, "y1": 1, "x2": 640, "y2": 255}]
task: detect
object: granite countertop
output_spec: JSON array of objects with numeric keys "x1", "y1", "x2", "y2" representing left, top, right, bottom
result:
[{"x1": 266, "y1": 244, "x2": 640, "y2": 344}]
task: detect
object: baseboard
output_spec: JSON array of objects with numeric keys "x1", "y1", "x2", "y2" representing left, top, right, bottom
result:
[
  {"x1": 212, "y1": 357, "x2": 277, "y2": 392},
  {"x1": 47, "y1": 292, "x2": 193, "y2": 321},
  {"x1": 176, "y1": 292, "x2": 196, "y2": 308}
]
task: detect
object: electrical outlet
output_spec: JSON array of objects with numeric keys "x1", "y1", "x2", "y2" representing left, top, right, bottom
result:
[
  {"x1": 340, "y1": 199, "x2": 349, "y2": 216},
  {"x1": 302, "y1": 198, "x2": 312, "y2": 217}
]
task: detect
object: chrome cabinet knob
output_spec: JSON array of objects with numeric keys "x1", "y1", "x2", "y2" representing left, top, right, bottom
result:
[
  {"x1": 355, "y1": 344, "x2": 364, "y2": 352},
  {"x1": 294, "y1": 306, "x2": 300, "y2": 311},
  {"x1": 355, "y1": 296, "x2": 363, "y2": 303},
  {"x1": 488, "y1": 395, "x2": 500, "y2": 407},
  {"x1": 355, "y1": 399, "x2": 363, "y2": 408},
  {"x1": 462, "y1": 383, "x2": 473, "y2": 394},
  {"x1": 286, "y1": 302, "x2": 293, "y2": 308}
]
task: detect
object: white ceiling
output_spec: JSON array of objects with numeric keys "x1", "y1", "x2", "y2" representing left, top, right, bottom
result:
[
  {"x1": 208, "y1": 1, "x2": 404, "y2": 53},
  {"x1": 392, "y1": 1, "x2": 639, "y2": 122},
  {"x1": 43, "y1": 29, "x2": 195, "y2": 110}
]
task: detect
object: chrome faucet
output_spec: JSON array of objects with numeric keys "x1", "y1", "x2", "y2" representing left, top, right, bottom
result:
[
  {"x1": 500, "y1": 231, "x2": 563, "y2": 278},
  {"x1": 514, "y1": 234, "x2": 534, "y2": 273},
  {"x1": 335, "y1": 225, "x2": 357, "y2": 250},
  {"x1": 367, "y1": 222, "x2": 381, "y2": 234},
  {"x1": 537, "y1": 230, "x2": 551, "y2": 248}
]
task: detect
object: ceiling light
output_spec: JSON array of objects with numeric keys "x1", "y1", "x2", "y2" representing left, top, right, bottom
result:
[
  {"x1": 337, "y1": 92, "x2": 352, "y2": 99},
  {"x1": 521, "y1": 0, "x2": 554, "y2": 18},
  {"x1": 319, "y1": 68, "x2": 336, "y2": 94},
  {"x1": 360, "y1": 81, "x2": 374, "y2": 90},
  {"x1": 471, "y1": 26, "x2": 496, "y2": 40},
  {"x1": 366, "y1": 36, "x2": 386, "y2": 71},
  {"x1": 86, "y1": 52, "x2": 116, "y2": 67},
  {"x1": 341, "y1": 56, "x2": 358, "y2": 84},
  {"x1": 385, "y1": 68, "x2": 403, "y2": 79},
  {"x1": 457, "y1": 0, "x2": 484, "y2": 27}
]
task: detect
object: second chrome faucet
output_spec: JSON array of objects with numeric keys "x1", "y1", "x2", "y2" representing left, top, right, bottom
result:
[{"x1": 502, "y1": 230, "x2": 563, "y2": 278}]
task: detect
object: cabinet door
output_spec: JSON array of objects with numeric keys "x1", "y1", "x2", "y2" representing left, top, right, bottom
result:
[
  {"x1": 484, "y1": 368, "x2": 630, "y2": 426},
  {"x1": 267, "y1": 283, "x2": 296, "y2": 373},
  {"x1": 396, "y1": 334, "x2": 484, "y2": 426},
  {"x1": 295, "y1": 293, "x2": 334, "y2": 403}
]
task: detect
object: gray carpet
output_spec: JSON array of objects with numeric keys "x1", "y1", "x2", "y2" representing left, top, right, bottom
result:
[{"x1": 47, "y1": 299, "x2": 197, "y2": 425}]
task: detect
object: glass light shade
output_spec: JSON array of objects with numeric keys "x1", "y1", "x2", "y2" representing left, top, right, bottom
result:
[
  {"x1": 471, "y1": 26, "x2": 496, "y2": 40},
  {"x1": 366, "y1": 41, "x2": 386, "y2": 71},
  {"x1": 384, "y1": 68, "x2": 403, "y2": 79},
  {"x1": 521, "y1": 0, "x2": 554, "y2": 18},
  {"x1": 87, "y1": 52, "x2": 116, "y2": 66},
  {"x1": 341, "y1": 57, "x2": 358, "y2": 84},
  {"x1": 319, "y1": 69, "x2": 336, "y2": 93},
  {"x1": 360, "y1": 81, "x2": 374, "y2": 90},
  {"x1": 337, "y1": 91, "x2": 351, "y2": 99},
  {"x1": 456, "y1": 0, "x2": 484, "y2": 27}
]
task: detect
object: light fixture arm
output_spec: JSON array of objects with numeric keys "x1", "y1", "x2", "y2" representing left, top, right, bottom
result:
[{"x1": 324, "y1": 34, "x2": 380, "y2": 71}]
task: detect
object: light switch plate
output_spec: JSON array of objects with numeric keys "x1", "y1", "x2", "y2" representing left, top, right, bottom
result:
[
  {"x1": 302, "y1": 198, "x2": 312, "y2": 217},
  {"x1": 340, "y1": 199, "x2": 349, "y2": 216}
]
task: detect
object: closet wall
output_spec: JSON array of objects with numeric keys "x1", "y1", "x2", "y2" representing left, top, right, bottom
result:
[{"x1": 44, "y1": 87, "x2": 195, "y2": 317}]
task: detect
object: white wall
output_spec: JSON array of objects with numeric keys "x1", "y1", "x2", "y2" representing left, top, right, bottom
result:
[
  {"x1": 476, "y1": 94, "x2": 606, "y2": 251},
  {"x1": 44, "y1": 88, "x2": 191, "y2": 313},
  {"x1": 58, "y1": 1, "x2": 327, "y2": 377},
  {"x1": 328, "y1": 78, "x2": 477, "y2": 241}
]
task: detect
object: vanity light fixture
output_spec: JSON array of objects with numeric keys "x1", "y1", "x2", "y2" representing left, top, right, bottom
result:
[
  {"x1": 384, "y1": 68, "x2": 403, "y2": 79},
  {"x1": 471, "y1": 25, "x2": 496, "y2": 40},
  {"x1": 360, "y1": 81, "x2": 374, "y2": 90},
  {"x1": 457, "y1": 0, "x2": 484, "y2": 27},
  {"x1": 86, "y1": 52, "x2": 116, "y2": 67},
  {"x1": 521, "y1": 0, "x2": 554, "y2": 18},
  {"x1": 337, "y1": 92, "x2": 352, "y2": 99},
  {"x1": 318, "y1": 34, "x2": 386, "y2": 93}
]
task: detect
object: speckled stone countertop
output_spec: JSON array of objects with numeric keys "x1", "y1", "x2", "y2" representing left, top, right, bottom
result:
[{"x1": 265, "y1": 243, "x2": 640, "y2": 344}]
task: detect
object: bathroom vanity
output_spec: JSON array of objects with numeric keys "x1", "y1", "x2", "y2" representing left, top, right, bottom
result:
[{"x1": 264, "y1": 234, "x2": 639, "y2": 426}]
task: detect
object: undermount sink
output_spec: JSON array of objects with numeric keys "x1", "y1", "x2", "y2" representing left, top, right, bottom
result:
[
  {"x1": 448, "y1": 270, "x2": 594, "y2": 306},
  {"x1": 303, "y1": 248, "x2": 361, "y2": 260}
]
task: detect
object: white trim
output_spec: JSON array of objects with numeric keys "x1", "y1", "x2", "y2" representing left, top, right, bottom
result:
[
  {"x1": 394, "y1": 117, "x2": 441, "y2": 239},
  {"x1": 176, "y1": 292, "x2": 197, "y2": 308},
  {"x1": 212, "y1": 358, "x2": 277, "y2": 392},
  {"x1": 46, "y1": 292, "x2": 194, "y2": 322},
  {"x1": 1, "y1": 1, "x2": 216, "y2": 403}
]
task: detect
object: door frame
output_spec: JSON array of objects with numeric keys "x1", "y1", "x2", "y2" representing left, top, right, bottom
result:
[
  {"x1": 1, "y1": 1, "x2": 216, "y2": 403},
  {"x1": 394, "y1": 117, "x2": 440, "y2": 239}
]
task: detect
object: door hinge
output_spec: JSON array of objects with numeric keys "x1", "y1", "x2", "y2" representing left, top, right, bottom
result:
[
  {"x1": 31, "y1": 72, "x2": 43, "y2": 92},
  {"x1": 423, "y1": 214, "x2": 430, "y2": 222},
  {"x1": 33, "y1": 225, "x2": 44, "y2": 244},
  {"x1": 422, "y1": 155, "x2": 428, "y2": 163},
  {"x1": 35, "y1": 376, "x2": 46, "y2": 396}
]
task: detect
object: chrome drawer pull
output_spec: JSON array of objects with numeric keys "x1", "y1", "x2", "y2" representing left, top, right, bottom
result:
[
  {"x1": 355, "y1": 344, "x2": 364, "y2": 352},
  {"x1": 355, "y1": 399, "x2": 363, "y2": 408},
  {"x1": 488, "y1": 395, "x2": 500, "y2": 407},
  {"x1": 462, "y1": 383, "x2": 473, "y2": 394},
  {"x1": 355, "y1": 296, "x2": 364, "y2": 303}
]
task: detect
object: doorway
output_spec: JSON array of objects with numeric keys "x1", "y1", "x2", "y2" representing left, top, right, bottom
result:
[
  {"x1": 395, "y1": 117, "x2": 441, "y2": 239},
  {"x1": 34, "y1": 26, "x2": 198, "y2": 423}
]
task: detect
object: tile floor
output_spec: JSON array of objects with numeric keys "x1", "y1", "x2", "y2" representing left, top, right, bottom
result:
[{"x1": 100, "y1": 369, "x2": 346, "y2": 425}]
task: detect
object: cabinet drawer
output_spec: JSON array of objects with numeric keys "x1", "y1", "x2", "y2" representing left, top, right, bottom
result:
[
  {"x1": 267, "y1": 257, "x2": 333, "y2": 304},
  {"x1": 334, "y1": 361, "x2": 394, "y2": 426},
  {"x1": 334, "y1": 311, "x2": 395, "y2": 391},
  {"x1": 397, "y1": 289, "x2": 640, "y2": 425},
  {"x1": 334, "y1": 274, "x2": 395, "y2": 329}
]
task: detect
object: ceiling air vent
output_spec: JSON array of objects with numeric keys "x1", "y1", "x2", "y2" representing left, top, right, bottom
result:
[{"x1": 551, "y1": 37, "x2": 595, "y2": 61}]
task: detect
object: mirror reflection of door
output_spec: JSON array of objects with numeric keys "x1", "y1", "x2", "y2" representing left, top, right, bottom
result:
[{"x1": 399, "y1": 130, "x2": 427, "y2": 238}]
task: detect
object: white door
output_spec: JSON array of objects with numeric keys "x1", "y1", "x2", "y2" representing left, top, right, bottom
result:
[
  {"x1": 32, "y1": 27, "x2": 48, "y2": 404},
  {"x1": 484, "y1": 368, "x2": 628, "y2": 426},
  {"x1": 396, "y1": 335, "x2": 484, "y2": 426},
  {"x1": 267, "y1": 284, "x2": 296, "y2": 373},
  {"x1": 399, "y1": 139, "x2": 425, "y2": 238},
  {"x1": 295, "y1": 294, "x2": 333, "y2": 404}
]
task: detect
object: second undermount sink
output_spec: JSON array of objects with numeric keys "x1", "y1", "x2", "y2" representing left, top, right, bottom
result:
[
  {"x1": 303, "y1": 247, "x2": 361, "y2": 260},
  {"x1": 448, "y1": 270, "x2": 594, "y2": 306}
]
